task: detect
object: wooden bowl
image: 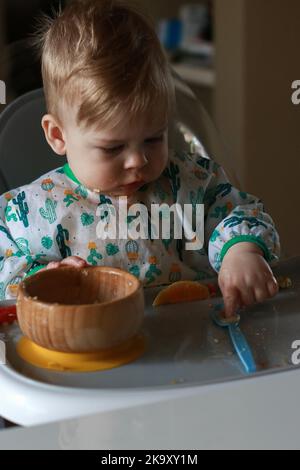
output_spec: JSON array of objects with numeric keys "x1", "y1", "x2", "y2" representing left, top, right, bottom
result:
[{"x1": 17, "y1": 266, "x2": 144, "y2": 353}]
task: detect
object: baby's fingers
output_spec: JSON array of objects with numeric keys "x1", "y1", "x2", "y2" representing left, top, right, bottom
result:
[
  {"x1": 254, "y1": 277, "x2": 278, "y2": 303},
  {"x1": 267, "y1": 276, "x2": 279, "y2": 297},
  {"x1": 60, "y1": 256, "x2": 88, "y2": 268},
  {"x1": 253, "y1": 286, "x2": 269, "y2": 304},
  {"x1": 240, "y1": 288, "x2": 255, "y2": 306},
  {"x1": 46, "y1": 261, "x2": 60, "y2": 270},
  {"x1": 46, "y1": 257, "x2": 88, "y2": 270},
  {"x1": 222, "y1": 287, "x2": 241, "y2": 318}
]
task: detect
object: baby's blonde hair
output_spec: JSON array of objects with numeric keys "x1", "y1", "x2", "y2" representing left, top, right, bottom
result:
[{"x1": 37, "y1": 0, "x2": 175, "y2": 128}]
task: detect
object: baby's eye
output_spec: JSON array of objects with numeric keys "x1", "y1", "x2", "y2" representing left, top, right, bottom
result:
[
  {"x1": 100, "y1": 145, "x2": 124, "y2": 154},
  {"x1": 145, "y1": 135, "x2": 164, "y2": 144}
]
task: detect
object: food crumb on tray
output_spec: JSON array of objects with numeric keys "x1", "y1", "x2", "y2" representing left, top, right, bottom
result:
[{"x1": 277, "y1": 276, "x2": 292, "y2": 289}]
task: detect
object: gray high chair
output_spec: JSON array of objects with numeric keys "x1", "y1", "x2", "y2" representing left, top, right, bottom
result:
[
  {"x1": 0, "y1": 73, "x2": 240, "y2": 194},
  {"x1": 0, "y1": 89, "x2": 66, "y2": 194}
]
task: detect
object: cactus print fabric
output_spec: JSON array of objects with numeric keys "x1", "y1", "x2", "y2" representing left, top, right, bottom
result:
[{"x1": 0, "y1": 151, "x2": 280, "y2": 299}]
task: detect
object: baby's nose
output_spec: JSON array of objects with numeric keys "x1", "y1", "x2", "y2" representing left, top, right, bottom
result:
[{"x1": 125, "y1": 150, "x2": 148, "y2": 170}]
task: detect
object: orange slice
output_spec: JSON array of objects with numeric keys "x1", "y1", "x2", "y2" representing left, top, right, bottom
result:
[{"x1": 153, "y1": 281, "x2": 210, "y2": 307}]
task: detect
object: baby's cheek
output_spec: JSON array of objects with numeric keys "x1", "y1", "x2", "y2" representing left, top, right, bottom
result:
[{"x1": 99, "y1": 162, "x2": 121, "y2": 185}]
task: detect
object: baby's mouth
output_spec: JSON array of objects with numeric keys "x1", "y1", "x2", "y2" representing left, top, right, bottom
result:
[
  {"x1": 120, "y1": 178, "x2": 145, "y2": 188},
  {"x1": 113, "y1": 180, "x2": 145, "y2": 196},
  {"x1": 92, "y1": 178, "x2": 146, "y2": 196}
]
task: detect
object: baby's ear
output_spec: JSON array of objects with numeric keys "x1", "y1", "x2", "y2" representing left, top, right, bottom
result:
[{"x1": 41, "y1": 114, "x2": 66, "y2": 156}]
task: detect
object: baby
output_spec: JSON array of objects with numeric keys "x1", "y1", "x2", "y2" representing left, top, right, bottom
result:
[{"x1": 0, "y1": 0, "x2": 280, "y2": 317}]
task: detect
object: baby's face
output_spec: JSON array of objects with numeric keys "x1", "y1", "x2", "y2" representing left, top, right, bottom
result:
[{"x1": 62, "y1": 109, "x2": 169, "y2": 197}]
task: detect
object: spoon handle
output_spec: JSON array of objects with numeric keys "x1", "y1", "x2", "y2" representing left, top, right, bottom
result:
[{"x1": 228, "y1": 324, "x2": 257, "y2": 374}]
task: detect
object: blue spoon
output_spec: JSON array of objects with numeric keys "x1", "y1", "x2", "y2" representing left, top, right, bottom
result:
[{"x1": 210, "y1": 304, "x2": 257, "y2": 374}]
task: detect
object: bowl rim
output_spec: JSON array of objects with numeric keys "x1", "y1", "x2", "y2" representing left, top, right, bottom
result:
[{"x1": 17, "y1": 266, "x2": 143, "y2": 309}]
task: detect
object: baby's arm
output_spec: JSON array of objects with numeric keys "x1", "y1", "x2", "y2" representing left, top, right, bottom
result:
[
  {"x1": 0, "y1": 189, "x2": 55, "y2": 299},
  {"x1": 0, "y1": 213, "x2": 46, "y2": 300},
  {"x1": 204, "y1": 161, "x2": 280, "y2": 317}
]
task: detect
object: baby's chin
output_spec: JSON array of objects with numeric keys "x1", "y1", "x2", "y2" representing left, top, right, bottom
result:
[
  {"x1": 110, "y1": 180, "x2": 149, "y2": 197},
  {"x1": 109, "y1": 187, "x2": 144, "y2": 198},
  {"x1": 91, "y1": 186, "x2": 141, "y2": 198}
]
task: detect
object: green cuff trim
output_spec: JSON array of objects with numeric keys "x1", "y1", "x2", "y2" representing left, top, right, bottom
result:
[
  {"x1": 220, "y1": 235, "x2": 271, "y2": 263},
  {"x1": 25, "y1": 265, "x2": 47, "y2": 278},
  {"x1": 63, "y1": 164, "x2": 82, "y2": 185}
]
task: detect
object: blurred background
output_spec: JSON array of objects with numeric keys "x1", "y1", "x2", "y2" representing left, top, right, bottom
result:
[{"x1": 0, "y1": 0, "x2": 299, "y2": 258}]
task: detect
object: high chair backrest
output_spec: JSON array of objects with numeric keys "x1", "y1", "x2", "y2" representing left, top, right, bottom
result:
[
  {"x1": 171, "y1": 72, "x2": 240, "y2": 188},
  {"x1": 0, "y1": 89, "x2": 66, "y2": 194},
  {"x1": 0, "y1": 80, "x2": 240, "y2": 194}
]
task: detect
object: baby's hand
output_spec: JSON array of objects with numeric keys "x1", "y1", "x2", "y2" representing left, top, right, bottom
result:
[
  {"x1": 43, "y1": 256, "x2": 88, "y2": 271},
  {"x1": 218, "y1": 242, "x2": 278, "y2": 318}
]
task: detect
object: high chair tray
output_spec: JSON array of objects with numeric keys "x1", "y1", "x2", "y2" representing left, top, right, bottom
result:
[{"x1": 0, "y1": 257, "x2": 299, "y2": 426}]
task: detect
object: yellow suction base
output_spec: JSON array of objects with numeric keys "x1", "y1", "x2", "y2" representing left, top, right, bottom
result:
[{"x1": 17, "y1": 335, "x2": 146, "y2": 372}]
